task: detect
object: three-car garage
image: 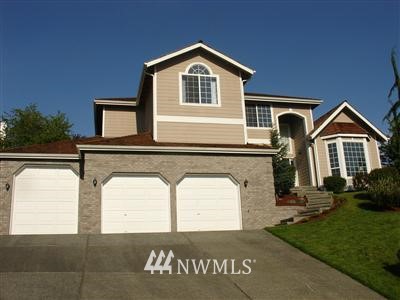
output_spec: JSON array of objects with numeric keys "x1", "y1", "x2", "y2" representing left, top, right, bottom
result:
[{"x1": 9, "y1": 168, "x2": 242, "y2": 235}]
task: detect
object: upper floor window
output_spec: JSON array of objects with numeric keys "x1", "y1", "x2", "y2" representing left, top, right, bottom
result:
[
  {"x1": 245, "y1": 104, "x2": 272, "y2": 128},
  {"x1": 181, "y1": 63, "x2": 218, "y2": 105}
]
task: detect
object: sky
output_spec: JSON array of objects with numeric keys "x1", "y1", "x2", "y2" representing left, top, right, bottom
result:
[{"x1": 0, "y1": 0, "x2": 399, "y2": 136}]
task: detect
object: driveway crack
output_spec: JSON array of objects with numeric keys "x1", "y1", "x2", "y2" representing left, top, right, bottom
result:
[{"x1": 78, "y1": 235, "x2": 90, "y2": 300}]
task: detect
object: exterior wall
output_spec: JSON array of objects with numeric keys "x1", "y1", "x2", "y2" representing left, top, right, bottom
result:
[
  {"x1": 0, "y1": 160, "x2": 80, "y2": 235},
  {"x1": 79, "y1": 152, "x2": 276, "y2": 233},
  {"x1": 314, "y1": 136, "x2": 330, "y2": 184},
  {"x1": 156, "y1": 49, "x2": 246, "y2": 144},
  {"x1": 247, "y1": 128, "x2": 271, "y2": 140},
  {"x1": 367, "y1": 138, "x2": 381, "y2": 170},
  {"x1": 0, "y1": 152, "x2": 292, "y2": 235},
  {"x1": 157, "y1": 123, "x2": 244, "y2": 144},
  {"x1": 103, "y1": 106, "x2": 138, "y2": 137},
  {"x1": 333, "y1": 111, "x2": 353, "y2": 123}
]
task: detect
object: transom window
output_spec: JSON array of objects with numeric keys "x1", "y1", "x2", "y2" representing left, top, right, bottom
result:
[
  {"x1": 181, "y1": 63, "x2": 218, "y2": 105},
  {"x1": 327, "y1": 142, "x2": 341, "y2": 177},
  {"x1": 343, "y1": 141, "x2": 367, "y2": 176},
  {"x1": 245, "y1": 104, "x2": 272, "y2": 128}
]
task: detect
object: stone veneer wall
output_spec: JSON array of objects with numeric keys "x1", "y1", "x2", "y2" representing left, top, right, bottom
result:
[{"x1": 0, "y1": 153, "x2": 298, "y2": 235}]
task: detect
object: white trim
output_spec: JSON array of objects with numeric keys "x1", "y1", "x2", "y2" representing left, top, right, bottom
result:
[
  {"x1": 0, "y1": 153, "x2": 79, "y2": 160},
  {"x1": 324, "y1": 137, "x2": 371, "y2": 181},
  {"x1": 375, "y1": 140, "x2": 382, "y2": 168},
  {"x1": 145, "y1": 43, "x2": 255, "y2": 75},
  {"x1": 76, "y1": 144, "x2": 278, "y2": 155},
  {"x1": 310, "y1": 101, "x2": 388, "y2": 141},
  {"x1": 239, "y1": 72, "x2": 248, "y2": 144},
  {"x1": 310, "y1": 107, "x2": 314, "y2": 130},
  {"x1": 184, "y1": 62, "x2": 213, "y2": 74},
  {"x1": 178, "y1": 72, "x2": 221, "y2": 107},
  {"x1": 153, "y1": 66, "x2": 158, "y2": 141},
  {"x1": 245, "y1": 95, "x2": 322, "y2": 105},
  {"x1": 157, "y1": 115, "x2": 245, "y2": 125},
  {"x1": 321, "y1": 133, "x2": 369, "y2": 140},
  {"x1": 313, "y1": 142, "x2": 323, "y2": 186},
  {"x1": 247, "y1": 138, "x2": 271, "y2": 145},
  {"x1": 94, "y1": 100, "x2": 136, "y2": 106},
  {"x1": 102, "y1": 106, "x2": 105, "y2": 137}
]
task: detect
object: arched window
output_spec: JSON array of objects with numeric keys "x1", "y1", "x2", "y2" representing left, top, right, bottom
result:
[{"x1": 181, "y1": 63, "x2": 218, "y2": 105}]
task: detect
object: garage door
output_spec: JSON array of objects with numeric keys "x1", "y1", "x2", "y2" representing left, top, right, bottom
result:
[
  {"x1": 102, "y1": 174, "x2": 170, "y2": 233},
  {"x1": 11, "y1": 166, "x2": 79, "y2": 235},
  {"x1": 176, "y1": 175, "x2": 242, "y2": 232}
]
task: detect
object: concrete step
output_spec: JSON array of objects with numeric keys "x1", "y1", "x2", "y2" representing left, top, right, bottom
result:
[{"x1": 307, "y1": 198, "x2": 332, "y2": 204}]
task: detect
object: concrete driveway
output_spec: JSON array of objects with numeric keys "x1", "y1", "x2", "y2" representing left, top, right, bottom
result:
[{"x1": 0, "y1": 230, "x2": 382, "y2": 299}]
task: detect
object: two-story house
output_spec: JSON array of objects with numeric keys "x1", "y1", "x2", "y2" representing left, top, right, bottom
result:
[{"x1": 0, "y1": 41, "x2": 387, "y2": 235}]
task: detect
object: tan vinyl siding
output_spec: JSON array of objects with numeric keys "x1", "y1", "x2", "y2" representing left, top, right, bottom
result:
[
  {"x1": 157, "y1": 50, "x2": 244, "y2": 118},
  {"x1": 333, "y1": 111, "x2": 353, "y2": 123},
  {"x1": 315, "y1": 136, "x2": 330, "y2": 180},
  {"x1": 367, "y1": 138, "x2": 381, "y2": 170},
  {"x1": 157, "y1": 122, "x2": 245, "y2": 144},
  {"x1": 247, "y1": 128, "x2": 271, "y2": 140},
  {"x1": 103, "y1": 106, "x2": 137, "y2": 137}
]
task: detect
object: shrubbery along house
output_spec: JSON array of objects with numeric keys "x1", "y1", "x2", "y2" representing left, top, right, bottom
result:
[{"x1": 0, "y1": 41, "x2": 388, "y2": 235}]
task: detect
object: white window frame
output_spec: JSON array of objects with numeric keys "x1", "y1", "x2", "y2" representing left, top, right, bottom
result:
[
  {"x1": 324, "y1": 137, "x2": 371, "y2": 180},
  {"x1": 245, "y1": 103, "x2": 273, "y2": 129},
  {"x1": 179, "y1": 62, "x2": 221, "y2": 107}
]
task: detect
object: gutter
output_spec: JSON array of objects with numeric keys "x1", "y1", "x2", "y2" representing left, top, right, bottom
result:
[
  {"x1": 76, "y1": 144, "x2": 278, "y2": 155},
  {"x1": 0, "y1": 153, "x2": 80, "y2": 160}
]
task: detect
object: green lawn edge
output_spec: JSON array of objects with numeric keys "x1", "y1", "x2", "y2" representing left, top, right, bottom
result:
[{"x1": 266, "y1": 192, "x2": 400, "y2": 299}]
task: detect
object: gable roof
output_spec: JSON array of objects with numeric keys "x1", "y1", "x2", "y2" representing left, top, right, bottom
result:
[
  {"x1": 310, "y1": 101, "x2": 388, "y2": 141},
  {"x1": 145, "y1": 41, "x2": 255, "y2": 75}
]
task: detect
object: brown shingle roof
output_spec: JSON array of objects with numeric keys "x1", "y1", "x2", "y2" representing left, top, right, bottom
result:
[
  {"x1": 245, "y1": 92, "x2": 321, "y2": 101},
  {"x1": 321, "y1": 122, "x2": 368, "y2": 136},
  {"x1": 1, "y1": 133, "x2": 273, "y2": 155},
  {"x1": 79, "y1": 133, "x2": 273, "y2": 149}
]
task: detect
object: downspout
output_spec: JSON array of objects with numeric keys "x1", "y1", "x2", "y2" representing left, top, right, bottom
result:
[{"x1": 310, "y1": 139, "x2": 320, "y2": 188}]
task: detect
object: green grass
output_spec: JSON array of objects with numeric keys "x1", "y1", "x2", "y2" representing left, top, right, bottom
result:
[{"x1": 267, "y1": 192, "x2": 400, "y2": 299}]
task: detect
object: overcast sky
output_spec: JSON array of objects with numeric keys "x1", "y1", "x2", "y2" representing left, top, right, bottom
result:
[{"x1": 1, "y1": 0, "x2": 399, "y2": 136}]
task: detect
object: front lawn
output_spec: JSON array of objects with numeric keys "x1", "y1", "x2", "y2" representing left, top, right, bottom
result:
[{"x1": 267, "y1": 192, "x2": 400, "y2": 299}]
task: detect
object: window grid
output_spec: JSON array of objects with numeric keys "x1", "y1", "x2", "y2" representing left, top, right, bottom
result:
[
  {"x1": 327, "y1": 143, "x2": 341, "y2": 177},
  {"x1": 245, "y1": 104, "x2": 272, "y2": 128},
  {"x1": 182, "y1": 64, "x2": 217, "y2": 105},
  {"x1": 343, "y1": 141, "x2": 367, "y2": 177}
]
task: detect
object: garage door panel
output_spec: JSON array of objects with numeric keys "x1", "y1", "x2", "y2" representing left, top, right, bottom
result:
[
  {"x1": 11, "y1": 167, "x2": 79, "y2": 235},
  {"x1": 177, "y1": 175, "x2": 241, "y2": 232},
  {"x1": 102, "y1": 175, "x2": 170, "y2": 233}
]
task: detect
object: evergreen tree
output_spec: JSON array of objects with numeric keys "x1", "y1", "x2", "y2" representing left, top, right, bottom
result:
[{"x1": 271, "y1": 127, "x2": 296, "y2": 195}]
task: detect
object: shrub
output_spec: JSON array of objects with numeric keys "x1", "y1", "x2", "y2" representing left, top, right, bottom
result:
[
  {"x1": 368, "y1": 167, "x2": 399, "y2": 184},
  {"x1": 353, "y1": 172, "x2": 369, "y2": 191},
  {"x1": 368, "y1": 177, "x2": 400, "y2": 207},
  {"x1": 323, "y1": 176, "x2": 346, "y2": 193}
]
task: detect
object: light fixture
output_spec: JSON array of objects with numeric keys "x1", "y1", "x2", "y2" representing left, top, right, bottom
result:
[
  {"x1": 5, "y1": 183, "x2": 10, "y2": 191},
  {"x1": 244, "y1": 179, "x2": 248, "y2": 188},
  {"x1": 93, "y1": 178, "x2": 97, "y2": 187}
]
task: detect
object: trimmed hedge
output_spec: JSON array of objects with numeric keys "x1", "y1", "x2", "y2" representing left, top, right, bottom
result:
[{"x1": 323, "y1": 176, "x2": 346, "y2": 193}]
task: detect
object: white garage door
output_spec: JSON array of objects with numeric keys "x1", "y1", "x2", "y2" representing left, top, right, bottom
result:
[
  {"x1": 102, "y1": 174, "x2": 170, "y2": 233},
  {"x1": 177, "y1": 175, "x2": 242, "y2": 232},
  {"x1": 11, "y1": 166, "x2": 79, "y2": 235}
]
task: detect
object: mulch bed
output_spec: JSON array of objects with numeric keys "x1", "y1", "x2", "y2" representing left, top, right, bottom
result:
[{"x1": 276, "y1": 194, "x2": 306, "y2": 206}]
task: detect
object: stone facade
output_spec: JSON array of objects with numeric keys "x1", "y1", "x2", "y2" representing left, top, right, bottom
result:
[{"x1": 0, "y1": 152, "x2": 297, "y2": 235}]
